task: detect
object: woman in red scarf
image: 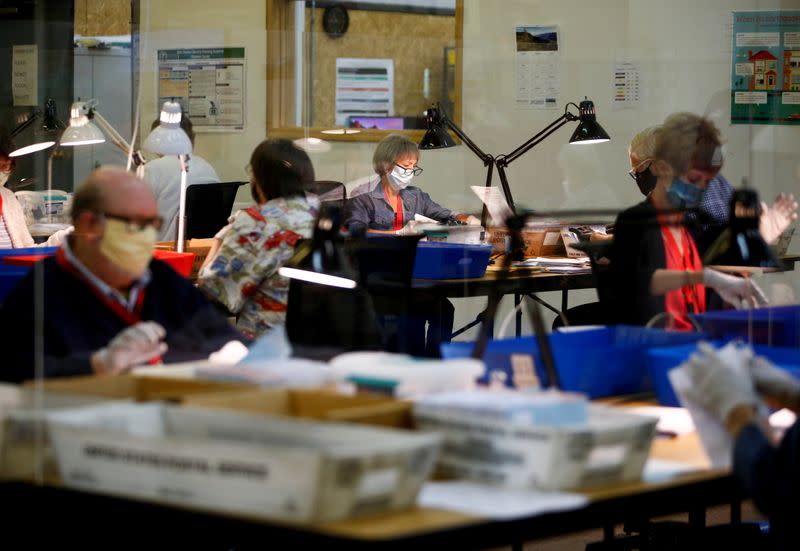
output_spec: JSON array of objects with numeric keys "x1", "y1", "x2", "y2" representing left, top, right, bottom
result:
[{"x1": 611, "y1": 113, "x2": 768, "y2": 330}]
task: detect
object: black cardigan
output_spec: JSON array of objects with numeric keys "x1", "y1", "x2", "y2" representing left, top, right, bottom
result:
[{"x1": 609, "y1": 199, "x2": 670, "y2": 326}]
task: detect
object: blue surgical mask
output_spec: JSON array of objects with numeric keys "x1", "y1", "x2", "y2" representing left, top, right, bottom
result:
[{"x1": 665, "y1": 177, "x2": 705, "y2": 209}]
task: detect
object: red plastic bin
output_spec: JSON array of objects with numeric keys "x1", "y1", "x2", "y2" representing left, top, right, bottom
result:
[{"x1": 153, "y1": 250, "x2": 195, "y2": 278}]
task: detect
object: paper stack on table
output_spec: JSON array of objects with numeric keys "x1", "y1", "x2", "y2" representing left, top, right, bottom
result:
[{"x1": 512, "y1": 256, "x2": 591, "y2": 273}]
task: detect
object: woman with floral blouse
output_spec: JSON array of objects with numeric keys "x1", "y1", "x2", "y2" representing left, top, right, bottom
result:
[{"x1": 198, "y1": 139, "x2": 318, "y2": 339}]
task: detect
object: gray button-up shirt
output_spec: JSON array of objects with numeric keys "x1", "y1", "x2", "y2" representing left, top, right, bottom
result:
[{"x1": 345, "y1": 178, "x2": 453, "y2": 233}]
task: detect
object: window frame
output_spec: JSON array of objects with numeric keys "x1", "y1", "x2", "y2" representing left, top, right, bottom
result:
[{"x1": 265, "y1": 0, "x2": 463, "y2": 143}]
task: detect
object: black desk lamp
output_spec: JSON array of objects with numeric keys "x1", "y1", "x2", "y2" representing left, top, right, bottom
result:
[
  {"x1": 9, "y1": 98, "x2": 65, "y2": 158},
  {"x1": 494, "y1": 98, "x2": 610, "y2": 215},
  {"x1": 704, "y1": 188, "x2": 782, "y2": 271},
  {"x1": 279, "y1": 204, "x2": 358, "y2": 289},
  {"x1": 419, "y1": 104, "x2": 496, "y2": 228},
  {"x1": 419, "y1": 98, "x2": 610, "y2": 227}
]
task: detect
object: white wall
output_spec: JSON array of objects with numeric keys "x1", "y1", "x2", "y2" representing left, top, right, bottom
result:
[{"x1": 141, "y1": 0, "x2": 800, "y2": 339}]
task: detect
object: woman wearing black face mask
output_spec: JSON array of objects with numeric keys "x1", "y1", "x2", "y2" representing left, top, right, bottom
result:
[
  {"x1": 628, "y1": 126, "x2": 659, "y2": 197},
  {"x1": 610, "y1": 113, "x2": 768, "y2": 330}
]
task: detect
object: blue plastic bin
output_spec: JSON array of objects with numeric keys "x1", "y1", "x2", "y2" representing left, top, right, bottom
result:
[
  {"x1": 412, "y1": 242, "x2": 492, "y2": 280},
  {"x1": 441, "y1": 325, "x2": 708, "y2": 398},
  {"x1": 692, "y1": 305, "x2": 800, "y2": 347},
  {"x1": 648, "y1": 343, "x2": 800, "y2": 407},
  {"x1": 0, "y1": 247, "x2": 57, "y2": 304}
]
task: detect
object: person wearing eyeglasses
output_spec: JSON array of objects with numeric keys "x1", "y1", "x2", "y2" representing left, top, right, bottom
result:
[
  {"x1": 628, "y1": 126, "x2": 797, "y2": 253},
  {"x1": 0, "y1": 129, "x2": 71, "y2": 248},
  {"x1": 610, "y1": 113, "x2": 769, "y2": 330},
  {"x1": 345, "y1": 133, "x2": 479, "y2": 236},
  {"x1": 345, "y1": 134, "x2": 477, "y2": 358},
  {"x1": 0, "y1": 167, "x2": 245, "y2": 383}
]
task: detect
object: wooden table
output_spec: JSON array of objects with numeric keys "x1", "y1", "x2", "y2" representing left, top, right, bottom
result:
[{"x1": 1, "y1": 431, "x2": 739, "y2": 549}]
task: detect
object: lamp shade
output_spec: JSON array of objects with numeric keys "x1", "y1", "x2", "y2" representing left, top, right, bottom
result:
[
  {"x1": 703, "y1": 189, "x2": 782, "y2": 271},
  {"x1": 60, "y1": 101, "x2": 105, "y2": 146},
  {"x1": 279, "y1": 205, "x2": 357, "y2": 289},
  {"x1": 569, "y1": 98, "x2": 610, "y2": 145},
  {"x1": 143, "y1": 101, "x2": 192, "y2": 156},
  {"x1": 9, "y1": 98, "x2": 64, "y2": 157},
  {"x1": 418, "y1": 106, "x2": 457, "y2": 149}
]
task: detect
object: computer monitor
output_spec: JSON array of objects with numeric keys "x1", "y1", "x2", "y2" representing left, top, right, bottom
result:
[{"x1": 347, "y1": 116, "x2": 404, "y2": 130}]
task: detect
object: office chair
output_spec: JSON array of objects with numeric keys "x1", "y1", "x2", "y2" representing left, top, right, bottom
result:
[
  {"x1": 348, "y1": 235, "x2": 447, "y2": 357},
  {"x1": 305, "y1": 180, "x2": 346, "y2": 210},
  {"x1": 184, "y1": 181, "x2": 247, "y2": 239}
]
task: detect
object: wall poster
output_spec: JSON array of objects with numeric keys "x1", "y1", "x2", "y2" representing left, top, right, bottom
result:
[
  {"x1": 731, "y1": 11, "x2": 800, "y2": 125},
  {"x1": 335, "y1": 58, "x2": 394, "y2": 127},
  {"x1": 157, "y1": 47, "x2": 246, "y2": 132}
]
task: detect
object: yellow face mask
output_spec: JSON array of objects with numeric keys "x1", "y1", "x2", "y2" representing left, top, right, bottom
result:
[{"x1": 99, "y1": 217, "x2": 157, "y2": 277}]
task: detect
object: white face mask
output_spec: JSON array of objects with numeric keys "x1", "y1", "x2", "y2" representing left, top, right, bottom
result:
[
  {"x1": 387, "y1": 165, "x2": 414, "y2": 189},
  {"x1": 99, "y1": 217, "x2": 157, "y2": 277},
  {"x1": 0, "y1": 171, "x2": 10, "y2": 187}
]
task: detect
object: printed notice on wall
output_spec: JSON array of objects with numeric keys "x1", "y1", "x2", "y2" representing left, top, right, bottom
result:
[
  {"x1": 12, "y1": 45, "x2": 38, "y2": 107},
  {"x1": 335, "y1": 58, "x2": 394, "y2": 127},
  {"x1": 157, "y1": 47, "x2": 246, "y2": 132},
  {"x1": 731, "y1": 11, "x2": 800, "y2": 125},
  {"x1": 514, "y1": 25, "x2": 560, "y2": 109},
  {"x1": 612, "y1": 61, "x2": 640, "y2": 110}
]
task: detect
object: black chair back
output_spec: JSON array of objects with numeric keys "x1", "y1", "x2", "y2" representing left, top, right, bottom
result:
[{"x1": 185, "y1": 181, "x2": 247, "y2": 239}]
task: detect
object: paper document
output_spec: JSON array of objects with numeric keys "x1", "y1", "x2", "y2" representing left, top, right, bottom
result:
[
  {"x1": 417, "y1": 480, "x2": 587, "y2": 520},
  {"x1": 512, "y1": 256, "x2": 591, "y2": 273},
  {"x1": 414, "y1": 213, "x2": 439, "y2": 224},
  {"x1": 471, "y1": 186, "x2": 513, "y2": 226}
]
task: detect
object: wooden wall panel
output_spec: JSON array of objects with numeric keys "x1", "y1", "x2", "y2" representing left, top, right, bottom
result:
[
  {"x1": 307, "y1": 8, "x2": 454, "y2": 128},
  {"x1": 75, "y1": 0, "x2": 130, "y2": 37}
]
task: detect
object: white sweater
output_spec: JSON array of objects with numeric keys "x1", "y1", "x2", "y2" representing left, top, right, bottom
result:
[{"x1": 144, "y1": 155, "x2": 221, "y2": 242}]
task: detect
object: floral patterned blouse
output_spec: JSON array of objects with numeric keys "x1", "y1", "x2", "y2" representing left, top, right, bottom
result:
[{"x1": 198, "y1": 195, "x2": 317, "y2": 339}]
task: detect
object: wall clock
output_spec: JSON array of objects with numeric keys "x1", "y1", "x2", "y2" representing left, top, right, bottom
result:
[{"x1": 323, "y1": 5, "x2": 349, "y2": 39}]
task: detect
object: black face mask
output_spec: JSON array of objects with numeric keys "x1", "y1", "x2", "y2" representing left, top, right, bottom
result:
[{"x1": 633, "y1": 166, "x2": 657, "y2": 196}]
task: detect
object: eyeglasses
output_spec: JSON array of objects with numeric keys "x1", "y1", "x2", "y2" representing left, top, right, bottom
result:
[
  {"x1": 100, "y1": 212, "x2": 163, "y2": 232},
  {"x1": 394, "y1": 164, "x2": 423, "y2": 177},
  {"x1": 627, "y1": 159, "x2": 652, "y2": 181}
]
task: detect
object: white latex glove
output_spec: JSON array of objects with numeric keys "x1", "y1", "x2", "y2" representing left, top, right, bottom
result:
[
  {"x1": 42, "y1": 226, "x2": 74, "y2": 247},
  {"x1": 92, "y1": 321, "x2": 168, "y2": 375},
  {"x1": 702, "y1": 268, "x2": 768, "y2": 309},
  {"x1": 750, "y1": 355, "x2": 800, "y2": 411},
  {"x1": 684, "y1": 342, "x2": 760, "y2": 422},
  {"x1": 208, "y1": 340, "x2": 249, "y2": 364},
  {"x1": 466, "y1": 215, "x2": 481, "y2": 226},
  {"x1": 760, "y1": 193, "x2": 798, "y2": 244},
  {"x1": 395, "y1": 219, "x2": 421, "y2": 236}
]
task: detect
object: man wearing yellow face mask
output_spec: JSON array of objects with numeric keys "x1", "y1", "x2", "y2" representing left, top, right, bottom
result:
[{"x1": 0, "y1": 167, "x2": 245, "y2": 383}]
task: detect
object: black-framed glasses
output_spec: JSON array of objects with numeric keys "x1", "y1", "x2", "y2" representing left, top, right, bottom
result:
[
  {"x1": 394, "y1": 164, "x2": 423, "y2": 177},
  {"x1": 627, "y1": 159, "x2": 652, "y2": 181},
  {"x1": 100, "y1": 212, "x2": 163, "y2": 232}
]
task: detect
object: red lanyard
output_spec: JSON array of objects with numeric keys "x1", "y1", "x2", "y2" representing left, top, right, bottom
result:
[
  {"x1": 56, "y1": 248, "x2": 146, "y2": 325},
  {"x1": 660, "y1": 224, "x2": 705, "y2": 315},
  {"x1": 384, "y1": 187, "x2": 404, "y2": 231}
]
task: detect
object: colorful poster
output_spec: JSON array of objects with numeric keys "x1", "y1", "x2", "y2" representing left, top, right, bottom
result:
[
  {"x1": 157, "y1": 47, "x2": 246, "y2": 132},
  {"x1": 731, "y1": 11, "x2": 800, "y2": 125},
  {"x1": 335, "y1": 58, "x2": 394, "y2": 127},
  {"x1": 514, "y1": 25, "x2": 560, "y2": 109}
]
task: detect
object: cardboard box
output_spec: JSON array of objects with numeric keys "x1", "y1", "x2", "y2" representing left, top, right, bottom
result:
[
  {"x1": 27, "y1": 374, "x2": 253, "y2": 402},
  {"x1": 182, "y1": 388, "x2": 414, "y2": 429},
  {"x1": 156, "y1": 238, "x2": 214, "y2": 279},
  {"x1": 487, "y1": 227, "x2": 566, "y2": 258},
  {"x1": 413, "y1": 403, "x2": 657, "y2": 491},
  {"x1": 2, "y1": 375, "x2": 253, "y2": 482},
  {"x1": 46, "y1": 402, "x2": 441, "y2": 522}
]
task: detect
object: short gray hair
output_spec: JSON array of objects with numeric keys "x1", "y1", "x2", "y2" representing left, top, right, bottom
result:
[
  {"x1": 629, "y1": 126, "x2": 660, "y2": 160},
  {"x1": 655, "y1": 112, "x2": 723, "y2": 175},
  {"x1": 373, "y1": 133, "x2": 419, "y2": 175}
]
